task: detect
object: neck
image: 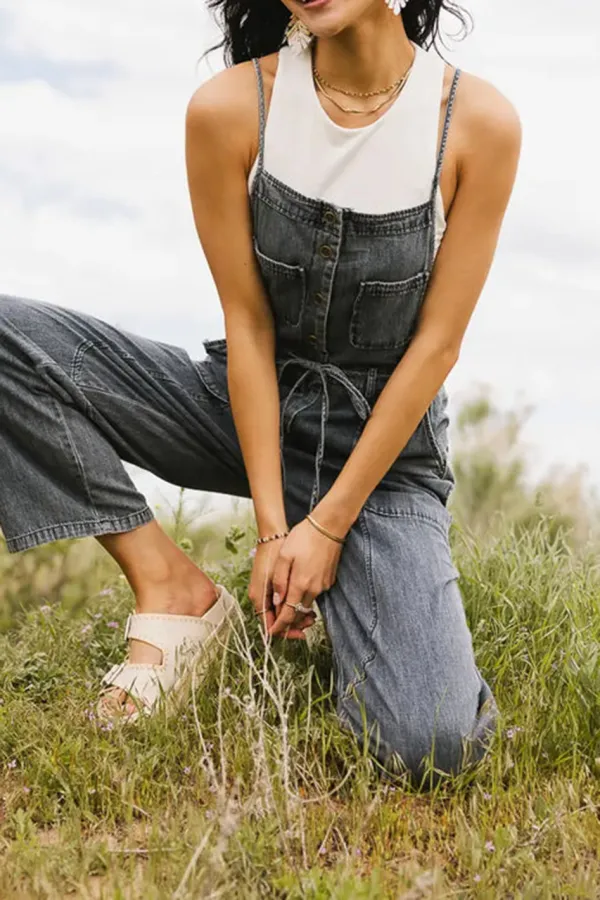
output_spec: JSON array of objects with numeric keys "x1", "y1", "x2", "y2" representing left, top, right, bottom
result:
[{"x1": 312, "y1": 10, "x2": 414, "y2": 93}]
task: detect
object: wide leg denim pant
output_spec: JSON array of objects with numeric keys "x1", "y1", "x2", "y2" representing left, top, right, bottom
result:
[{"x1": 0, "y1": 294, "x2": 498, "y2": 786}]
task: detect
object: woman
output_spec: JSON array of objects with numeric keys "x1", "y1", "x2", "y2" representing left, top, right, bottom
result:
[{"x1": 0, "y1": 0, "x2": 521, "y2": 787}]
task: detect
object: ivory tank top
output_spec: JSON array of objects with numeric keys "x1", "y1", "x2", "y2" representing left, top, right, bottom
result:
[{"x1": 248, "y1": 42, "x2": 447, "y2": 256}]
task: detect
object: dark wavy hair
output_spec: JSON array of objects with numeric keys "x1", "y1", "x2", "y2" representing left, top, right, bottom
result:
[{"x1": 202, "y1": 0, "x2": 471, "y2": 67}]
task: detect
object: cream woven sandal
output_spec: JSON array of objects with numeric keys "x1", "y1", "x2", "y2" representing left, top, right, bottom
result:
[{"x1": 97, "y1": 584, "x2": 238, "y2": 722}]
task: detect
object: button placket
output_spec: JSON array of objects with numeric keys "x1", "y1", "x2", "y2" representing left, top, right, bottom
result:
[{"x1": 309, "y1": 207, "x2": 343, "y2": 355}]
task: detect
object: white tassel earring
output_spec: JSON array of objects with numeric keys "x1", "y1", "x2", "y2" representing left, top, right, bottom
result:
[
  {"x1": 385, "y1": 0, "x2": 410, "y2": 14},
  {"x1": 284, "y1": 15, "x2": 314, "y2": 54}
]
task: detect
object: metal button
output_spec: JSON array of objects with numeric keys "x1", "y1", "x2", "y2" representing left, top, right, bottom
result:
[
  {"x1": 319, "y1": 244, "x2": 334, "y2": 259},
  {"x1": 323, "y1": 210, "x2": 337, "y2": 225},
  {"x1": 315, "y1": 291, "x2": 327, "y2": 304}
]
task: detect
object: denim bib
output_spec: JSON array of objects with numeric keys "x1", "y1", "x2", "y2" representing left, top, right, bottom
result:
[{"x1": 249, "y1": 57, "x2": 461, "y2": 510}]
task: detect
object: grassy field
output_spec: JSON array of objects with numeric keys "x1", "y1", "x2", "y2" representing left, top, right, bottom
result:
[{"x1": 0, "y1": 500, "x2": 599, "y2": 898}]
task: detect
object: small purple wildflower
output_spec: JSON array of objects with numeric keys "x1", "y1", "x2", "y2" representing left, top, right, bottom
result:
[
  {"x1": 483, "y1": 791, "x2": 492, "y2": 801},
  {"x1": 101, "y1": 721, "x2": 114, "y2": 732},
  {"x1": 318, "y1": 845, "x2": 327, "y2": 856},
  {"x1": 183, "y1": 766, "x2": 192, "y2": 775},
  {"x1": 107, "y1": 621, "x2": 119, "y2": 629},
  {"x1": 81, "y1": 624, "x2": 93, "y2": 636},
  {"x1": 23, "y1": 786, "x2": 31, "y2": 795},
  {"x1": 474, "y1": 874, "x2": 481, "y2": 883},
  {"x1": 8, "y1": 759, "x2": 17, "y2": 769},
  {"x1": 485, "y1": 841, "x2": 495, "y2": 853},
  {"x1": 40, "y1": 605, "x2": 52, "y2": 615},
  {"x1": 506, "y1": 728, "x2": 515, "y2": 740}
]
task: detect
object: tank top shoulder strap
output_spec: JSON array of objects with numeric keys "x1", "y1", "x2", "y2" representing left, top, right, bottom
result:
[
  {"x1": 251, "y1": 57, "x2": 267, "y2": 176},
  {"x1": 432, "y1": 67, "x2": 461, "y2": 195}
]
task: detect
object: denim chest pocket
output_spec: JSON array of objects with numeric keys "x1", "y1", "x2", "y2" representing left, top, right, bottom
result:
[
  {"x1": 349, "y1": 271, "x2": 428, "y2": 351},
  {"x1": 253, "y1": 241, "x2": 307, "y2": 329}
]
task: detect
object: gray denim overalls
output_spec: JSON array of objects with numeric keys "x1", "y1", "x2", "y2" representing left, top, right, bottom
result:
[{"x1": 0, "y1": 54, "x2": 498, "y2": 787}]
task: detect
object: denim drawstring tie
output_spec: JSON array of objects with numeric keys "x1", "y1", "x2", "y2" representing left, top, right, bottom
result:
[{"x1": 277, "y1": 354, "x2": 372, "y2": 511}]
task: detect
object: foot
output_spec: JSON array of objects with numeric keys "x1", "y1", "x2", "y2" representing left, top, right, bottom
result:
[{"x1": 98, "y1": 565, "x2": 219, "y2": 719}]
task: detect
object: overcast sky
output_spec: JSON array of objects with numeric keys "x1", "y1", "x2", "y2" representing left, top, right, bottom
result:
[{"x1": 0, "y1": 0, "x2": 598, "y2": 513}]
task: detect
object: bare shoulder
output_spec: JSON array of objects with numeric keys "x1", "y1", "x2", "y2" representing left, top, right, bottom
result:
[
  {"x1": 453, "y1": 70, "x2": 522, "y2": 161},
  {"x1": 186, "y1": 53, "x2": 279, "y2": 168}
]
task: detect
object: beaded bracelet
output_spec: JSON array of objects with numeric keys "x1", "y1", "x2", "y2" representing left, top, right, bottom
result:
[{"x1": 256, "y1": 530, "x2": 289, "y2": 546}]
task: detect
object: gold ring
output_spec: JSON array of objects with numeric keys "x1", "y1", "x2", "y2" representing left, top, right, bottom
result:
[{"x1": 284, "y1": 601, "x2": 315, "y2": 616}]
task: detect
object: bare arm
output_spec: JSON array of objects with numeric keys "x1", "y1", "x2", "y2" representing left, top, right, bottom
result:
[
  {"x1": 185, "y1": 62, "x2": 287, "y2": 539},
  {"x1": 313, "y1": 74, "x2": 523, "y2": 536}
]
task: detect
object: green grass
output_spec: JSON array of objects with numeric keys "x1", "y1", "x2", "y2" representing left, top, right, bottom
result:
[{"x1": 0, "y1": 516, "x2": 599, "y2": 898}]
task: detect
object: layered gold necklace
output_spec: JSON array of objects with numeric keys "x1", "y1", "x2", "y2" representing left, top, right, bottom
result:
[{"x1": 312, "y1": 48, "x2": 416, "y2": 116}]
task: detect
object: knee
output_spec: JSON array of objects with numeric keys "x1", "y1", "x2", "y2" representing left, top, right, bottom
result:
[
  {"x1": 340, "y1": 697, "x2": 498, "y2": 791},
  {"x1": 380, "y1": 720, "x2": 475, "y2": 789}
]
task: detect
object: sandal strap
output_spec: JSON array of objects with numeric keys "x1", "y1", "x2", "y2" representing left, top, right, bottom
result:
[
  {"x1": 101, "y1": 663, "x2": 169, "y2": 711},
  {"x1": 124, "y1": 613, "x2": 213, "y2": 653},
  {"x1": 123, "y1": 586, "x2": 237, "y2": 651}
]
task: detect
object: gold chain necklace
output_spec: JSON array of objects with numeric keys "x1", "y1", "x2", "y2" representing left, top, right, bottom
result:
[
  {"x1": 312, "y1": 67, "x2": 405, "y2": 98},
  {"x1": 314, "y1": 75, "x2": 404, "y2": 116},
  {"x1": 313, "y1": 57, "x2": 414, "y2": 117},
  {"x1": 312, "y1": 48, "x2": 415, "y2": 98}
]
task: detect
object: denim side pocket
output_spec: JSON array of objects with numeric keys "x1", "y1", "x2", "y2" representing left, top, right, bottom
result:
[{"x1": 196, "y1": 338, "x2": 229, "y2": 405}]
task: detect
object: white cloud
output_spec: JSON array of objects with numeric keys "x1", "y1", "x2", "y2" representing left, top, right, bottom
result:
[{"x1": 0, "y1": 0, "x2": 598, "y2": 511}]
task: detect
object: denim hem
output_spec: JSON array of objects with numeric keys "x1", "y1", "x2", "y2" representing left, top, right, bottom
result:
[{"x1": 4, "y1": 507, "x2": 155, "y2": 553}]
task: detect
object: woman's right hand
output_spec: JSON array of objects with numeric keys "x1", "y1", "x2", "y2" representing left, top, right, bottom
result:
[{"x1": 248, "y1": 538, "x2": 316, "y2": 641}]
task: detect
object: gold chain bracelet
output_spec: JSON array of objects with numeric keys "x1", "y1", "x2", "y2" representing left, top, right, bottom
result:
[{"x1": 305, "y1": 514, "x2": 346, "y2": 545}]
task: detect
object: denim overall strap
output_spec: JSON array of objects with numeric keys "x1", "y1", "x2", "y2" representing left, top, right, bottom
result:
[
  {"x1": 432, "y1": 67, "x2": 461, "y2": 195},
  {"x1": 278, "y1": 356, "x2": 372, "y2": 510},
  {"x1": 251, "y1": 58, "x2": 267, "y2": 175},
  {"x1": 427, "y1": 67, "x2": 461, "y2": 267}
]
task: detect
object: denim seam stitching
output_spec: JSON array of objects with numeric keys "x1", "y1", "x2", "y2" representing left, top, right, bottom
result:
[
  {"x1": 260, "y1": 167, "x2": 433, "y2": 226},
  {"x1": 424, "y1": 407, "x2": 447, "y2": 478},
  {"x1": 6, "y1": 507, "x2": 153, "y2": 546},
  {"x1": 194, "y1": 366, "x2": 229, "y2": 406},
  {"x1": 362, "y1": 507, "x2": 450, "y2": 538},
  {"x1": 341, "y1": 510, "x2": 379, "y2": 701},
  {"x1": 283, "y1": 390, "x2": 320, "y2": 434},
  {"x1": 50, "y1": 395, "x2": 98, "y2": 516},
  {"x1": 70, "y1": 339, "x2": 95, "y2": 382}
]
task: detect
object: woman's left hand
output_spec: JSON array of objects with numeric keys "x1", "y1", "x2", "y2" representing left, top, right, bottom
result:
[{"x1": 267, "y1": 518, "x2": 345, "y2": 638}]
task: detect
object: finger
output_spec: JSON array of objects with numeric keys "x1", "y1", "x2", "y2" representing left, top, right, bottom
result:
[
  {"x1": 269, "y1": 595, "x2": 316, "y2": 638},
  {"x1": 268, "y1": 602, "x2": 298, "y2": 637},
  {"x1": 281, "y1": 611, "x2": 317, "y2": 640},
  {"x1": 255, "y1": 607, "x2": 277, "y2": 633},
  {"x1": 271, "y1": 551, "x2": 293, "y2": 608}
]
